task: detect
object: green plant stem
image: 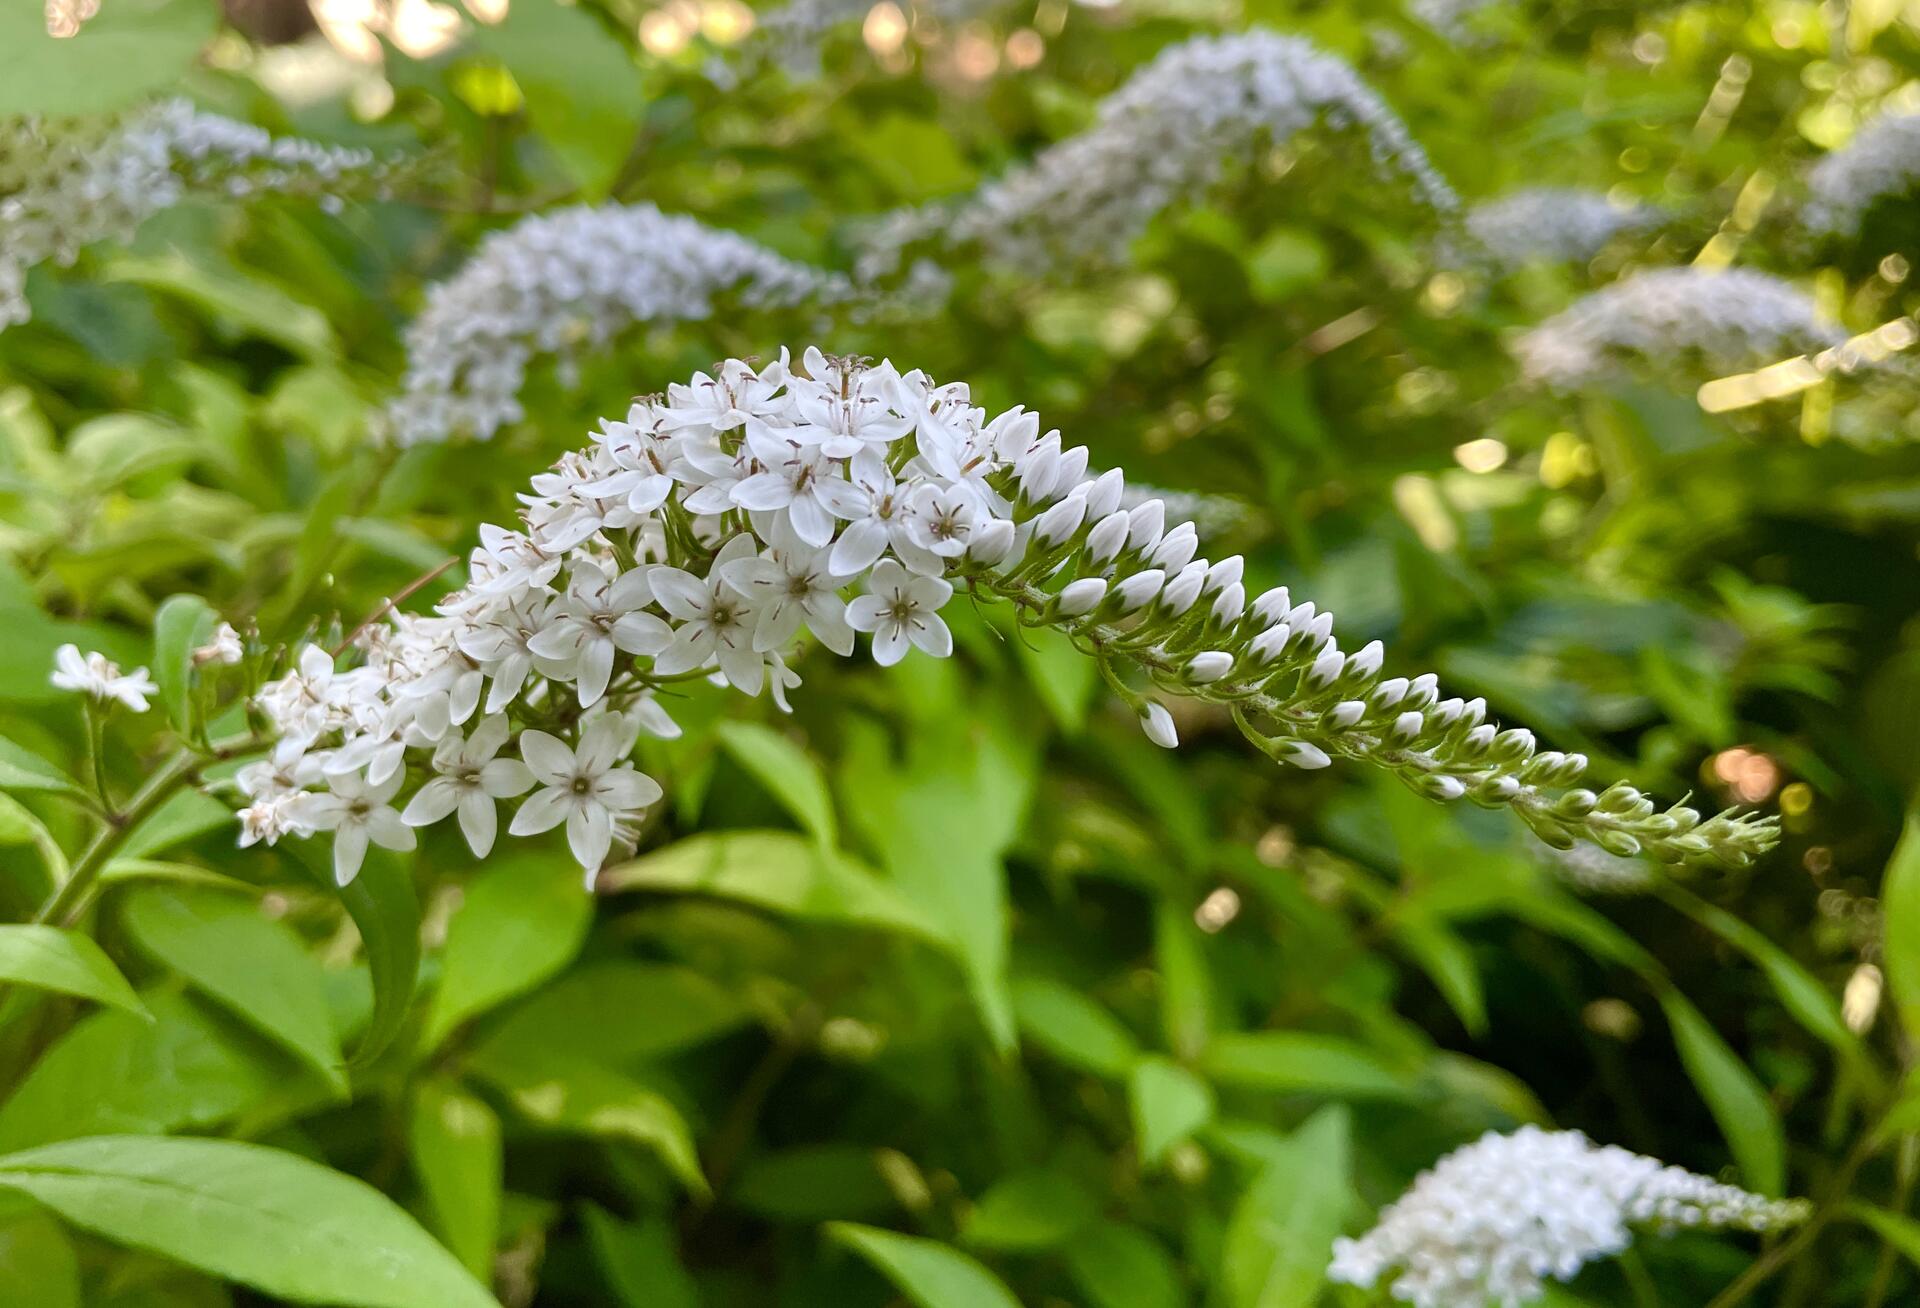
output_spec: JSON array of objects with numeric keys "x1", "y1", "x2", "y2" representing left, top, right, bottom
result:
[
  {"x1": 33, "y1": 748, "x2": 200, "y2": 929},
  {"x1": 1704, "y1": 1121, "x2": 1884, "y2": 1308},
  {"x1": 1863, "y1": 1132, "x2": 1919, "y2": 1308}
]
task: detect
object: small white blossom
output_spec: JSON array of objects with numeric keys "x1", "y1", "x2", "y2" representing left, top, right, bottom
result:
[
  {"x1": 650, "y1": 536, "x2": 767, "y2": 692},
  {"x1": 400, "y1": 715, "x2": 536, "y2": 857},
  {"x1": 49, "y1": 644, "x2": 158, "y2": 713},
  {"x1": 510, "y1": 717, "x2": 664, "y2": 883},
  {"x1": 192, "y1": 622, "x2": 245, "y2": 667},
  {"x1": 293, "y1": 769, "x2": 417, "y2": 886},
  {"x1": 846, "y1": 559, "x2": 953, "y2": 667}
]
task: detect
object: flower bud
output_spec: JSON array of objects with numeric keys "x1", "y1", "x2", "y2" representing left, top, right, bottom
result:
[
  {"x1": 1083, "y1": 468, "x2": 1126, "y2": 519},
  {"x1": 1056, "y1": 578, "x2": 1108, "y2": 617},
  {"x1": 1391, "y1": 710, "x2": 1424, "y2": 741},
  {"x1": 967, "y1": 518, "x2": 1018, "y2": 567},
  {"x1": 1325, "y1": 700, "x2": 1367, "y2": 729},
  {"x1": 1251, "y1": 586, "x2": 1292, "y2": 626},
  {"x1": 1280, "y1": 739, "x2": 1331, "y2": 769},
  {"x1": 1017, "y1": 437, "x2": 1061, "y2": 501},
  {"x1": 1209, "y1": 582, "x2": 1245, "y2": 627},
  {"x1": 1415, "y1": 773, "x2": 1467, "y2": 801},
  {"x1": 1491, "y1": 728, "x2": 1536, "y2": 765},
  {"x1": 1185, "y1": 651, "x2": 1234, "y2": 683},
  {"x1": 1050, "y1": 445, "x2": 1090, "y2": 498},
  {"x1": 1406, "y1": 673, "x2": 1439, "y2": 709},
  {"x1": 1033, "y1": 494, "x2": 1088, "y2": 547},
  {"x1": 1346, "y1": 640, "x2": 1384, "y2": 681},
  {"x1": 1369, "y1": 677, "x2": 1410, "y2": 710},
  {"x1": 1204, "y1": 556, "x2": 1244, "y2": 595},
  {"x1": 1157, "y1": 562, "x2": 1207, "y2": 617},
  {"x1": 1249, "y1": 625, "x2": 1290, "y2": 664},
  {"x1": 1127, "y1": 499, "x2": 1166, "y2": 554},
  {"x1": 1085, "y1": 511, "x2": 1131, "y2": 567},
  {"x1": 1140, "y1": 702, "x2": 1178, "y2": 749},
  {"x1": 1299, "y1": 612, "x2": 1335, "y2": 652},
  {"x1": 1150, "y1": 523, "x2": 1198, "y2": 573},
  {"x1": 1113, "y1": 569, "x2": 1165, "y2": 613},
  {"x1": 1306, "y1": 646, "x2": 1346, "y2": 689}
]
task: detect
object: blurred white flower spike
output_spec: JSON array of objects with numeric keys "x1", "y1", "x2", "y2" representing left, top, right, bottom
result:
[
  {"x1": 246, "y1": 350, "x2": 1779, "y2": 885},
  {"x1": 1513, "y1": 267, "x2": 1843, "y2": 388},
  {"x1": 1461, "y1": 187, "x2": 1661, "y2": 270},
  {"x1": 49, "y1": 644, "x2": 158, "y2": 714},
  {"x1": 856, "y1": 31, "x2": 1458, "y2": 277},
  {"x1": 1, "y1": 99, "x2": 406, "y2": 331},
  {"x1": 384, "y1": 204, "x2": 855, "y2": 446},
  {"x1": 1329, "y1": 1126, "x2": 1809, "y2": 1307},
  {"x1": 1803, "y1": 110, "x2": 1920, "y2": 236}
]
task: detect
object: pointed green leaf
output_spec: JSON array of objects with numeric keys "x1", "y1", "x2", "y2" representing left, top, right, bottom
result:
[
  {"x1": 1882, "y1": 808, "x2": 1920, "y2": 1042},
  {"x1": 1222, "y1": 1107, "x2": 1352, "y2": 1308},
  {"x1": 1063, "y1": 1222, "x2": 1185, "y2": 1308},
  {"x1": 716, "y1": 721, "x2": 838, "y2": 845},
  {"x1": 962, "y1": 1169, "x2": 1098, "y2": 1251},
  {"x1": 0, "y1": 1136, "x2": 497, "y2": 1308},
  {"x1": 421, "y1": 851, "x2": 590, "y2": 1053},
  {"x1": 582, "y1": 1205, "x2": 698, "y2": 1308},
  {"x1": 121, "y1": 886, "x2": 346, "y2": 1095},
  {"x1": 0, "y1": 925, "x2": 146, "y2": 1019},
  {"x1": 0, "y1": 737, "x2": 85, "y2": 798},
  {"x1": 1201, "y1": 1032, "x2": 1413, "y2": 1099},
  {"x1": 1129, "y1": 1056, "x2": 1215, "y2": 1166},
  {"x1": 829, "y1": 1223, "x2": 1022, "y2": 1308},
  {"x1": 409, "y1": 1083, "x2": 501, "y2": 1279},
  {"x1": 1011, "y1": 975, "x2": 1141, "y2": 1078},
  {"x1": 1658, "y1": 989, "x2": 1785, "y2": 1195}
]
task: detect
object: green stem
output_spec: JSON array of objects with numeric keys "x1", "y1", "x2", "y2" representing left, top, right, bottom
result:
[
  {"x1": 1703, "y1": 1121, "x2": 1884, "y2": 1308},
  {"x1": 1863, "y1": 1133, "x2": 1918, "y2": 1308},
  {"x1": 34, "y1": 748, "x2": 200, "y2": 928}
]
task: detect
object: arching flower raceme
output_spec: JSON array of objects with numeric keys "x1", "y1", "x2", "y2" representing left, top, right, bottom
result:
[
  {"x1": 1803, "y1": 109, "x2": 1920, "y2": 236},
  {"x1": 382, "y1": 204, "x2": 855, "y2": 446},
  {"x1": 1, "y1": 99, "x2": 405, "y2": 331},
  {"x1": 1328, "y1": 1127, "x2": 1810, "y2": 1307},
  {"x1": 855, "y1": 31, "x2": 1458, "y2": 278},
  {"x1": 1459, "y1": 187, "x2": 1661, "y2": 270},
  {"x1": 244, "y1": 349, "x2": 1779, "y2": 886},
  {"x1": 1513, "y1": 267, "x2": 1844, "y2": 388}
]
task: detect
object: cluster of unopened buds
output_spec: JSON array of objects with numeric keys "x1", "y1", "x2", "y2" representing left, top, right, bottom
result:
[{"x1": 230, "y1": 350, "x2": 1777, "y2": 887}]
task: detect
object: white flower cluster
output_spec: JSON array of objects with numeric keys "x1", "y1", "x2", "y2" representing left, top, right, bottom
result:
[
  {"x1": 1803, "y1": 110, "x2": 1920, "y2": 235},
  {"x1": 49, "y1": 644, "x2": 158, "y2": 714},
  {"x1": 1328, "y1": 1126, "x2": 1810, "y2": 1308},
  {"x1": 857, "y1": 32, "x2": 1457, "y2": 276},
  {"x1": 0, "y1": 99, "x2": 400, "y2": 330},
  {"x1": 244, "y1": 350, "x2": 1780, "y2": 887},
  {"x1": 1461, "y1": 188, "x2": 1660, "y2": 270},
  {"x1": 1513, "y1": 268, "x2": 1843, "y2": 388},
  {"x1": 383, "y1": 204, "x2": 854, "y2": 446}
]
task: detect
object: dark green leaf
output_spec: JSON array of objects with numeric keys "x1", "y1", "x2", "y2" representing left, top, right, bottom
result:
[
  {"x1": 828, "y1": 1223, "x2": 1022, "y2": 1308},
  {"x1": 0, "y1": 924, "x2": 147, "y2": 1019},
  {"x1": 150, "y1": 595, "x2": 215, "y2": 735}
]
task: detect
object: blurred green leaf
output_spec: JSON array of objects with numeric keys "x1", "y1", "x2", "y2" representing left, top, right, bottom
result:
[
  {"x1": 1063, "y1": 1222, "x2": 1185, "y2": 1308},
  {"x1": 0, "y1": 1136, "x2": 496, "y2": 1308},
  {"x1": 735, "y1": 1145, "x2": 898, "y2": 1221},
  {"x1": 1129, "y1": 1056, "x2": 1214, "y2": 1167},
  {"x1": 0, "y1": 738, "x2": 86, "y2": 799},
  {"x1": 582, "y1": 1205, "x2": 698, "y2": 1308},
  {"x1": 473, "y1": 959, "x2": 748, "y2": 1070},
  {"x1": 327, "y1": 849, "x2": 421, "y2": 1071},
  {"x1": 1201, "y1": 1032, "x2": 1413, "y2": 1099},
  {"x1": 1883, "y1": 808, "x2": 1920, "y2": 1043},
  {"x1": 962, "y1": 1169, "x2": 1099, "y2": 1251},
  {"x1": 829, "y1": 1223, "x2": 1022, "y2": 1308},
  {"x1": 0, "y1": 1211, "x2": 78, "y2": 1308},
  {"x1": 716, "y1": 721, "x2": 838, "y2": 845},
  {"x1": 0, "y1": 0, "x2": 215, "y2": 116},
  {"x1": 408, "y1": 1082, "x2": 501, "y2": 1279},
  {"x1": 1010, "y1": 974, "x2": 1141, "y2": 1078},
  {"x1": 1658, "y1": 990, "x2": 1785, "y2": 1196},
  {"x1": 150, "y1": 595, "x2": 215, "y2": 736},
  {"x1": 1222, "y1": 1107, "x2": 1351, "y2": 1308}
]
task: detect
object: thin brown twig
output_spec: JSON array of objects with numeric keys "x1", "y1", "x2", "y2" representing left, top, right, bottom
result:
[{"x1": 331, "y1": 556, "x2": 460, "y2": 656}]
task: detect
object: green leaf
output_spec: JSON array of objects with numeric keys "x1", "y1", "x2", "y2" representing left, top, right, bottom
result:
[
  {"x1": 150, "y1": 595, "x2": 215, "y2": 735},
  {"x1": 1010, "y1": 974, "x2": 1141, "y2": 1078},
  {"x1": 961, "y1": 1169, "x2": 1099, "y2": 1251},
  {"x1": 1129, "y1": 1056, "x2": 1215, "y2": 1167},
  {"x1": 331, "y1": 849, "x2": 421, "y2": 1069},
  {"x1": 1010, "y1": 624, "x2": 1098, "y2": 733},
  {"x1": 0, "y1": 1136, "x2": 497, "y2": 1308},
  {"x1": 473, "y1": 960, "x2": 748, "y2": 1071},
  {"x1": 1658, "y1": 989, "x2": 1785, "y2": 1195},
  {"x1": 1063, "y1": 1222, "x2": 1185, "y2": 1308},
  {"x1": 582, "y1": 1205, "x2": 698, "y2": 1308},
  {"x1": 421, "y1": 851, "x2": 591, "y2": 1053},
  {"x1": 1846, "y1": 1200, "x2": 1920, "y2": 1268},
  {"x1": 0, "y1": 992, "x2": 292, "y2": 1152},
  {"x1": 0, "y1": 0, "x2": 216, "y2": 116},
  {"x1": 735, "y1": 1145, "x2": 898, "y2": 1221},
  {"x1": 479, "y1": 1055, "x2": 706, "y2": 1196},
  {"x1": 103, "y1": 253, "x2": 336, "y2": 360},
  {"x1": 408, "y1": 1082, "x2": 501, "y2": 1279},
  {"x1": 0, "y1": 924, "x2": 147, "y2": 1019},
  {"x1": 828, "y1": 1223, "x2": 1022, "y2": 1308},
  {"x1": 1201, "y1": 1032, "x2": 1413, "y2": 1099},
  {"x1": 466, "y1": 0, "x2": 648, "y2": 195},
  {"x1": 600, "y1": 830, "x2": 945, "y2": 946},
  {"x1": 1154, "y1": 904, "x2": 1214, "y2": 1062},
  {"x1": 1883, "y1": 808, "x2": 1920, "y2": 1043},
  {"x1": 119, "y1": 790, "x2": 234, "y2": 860},
  {"x1": 716, "y1": 721, "x2": 839, "y2": 844},
  {"x1": 1222, "y1": 1107, "x2": 1352, "y2": 1308},
  {"x1": 121, "y1": 886, "x2": 347, "y2": 1096},
  {"x1": 0, "y1": 737, "x2": 85, "y2": 798},
  {"x1": 0, "y1": 1211, "x2": 79, "y2": 1308}
]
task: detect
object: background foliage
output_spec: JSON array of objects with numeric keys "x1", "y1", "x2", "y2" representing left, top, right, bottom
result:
[{"x1": 2, "y1": 0, "x2": 1920, "y2": 1304}]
